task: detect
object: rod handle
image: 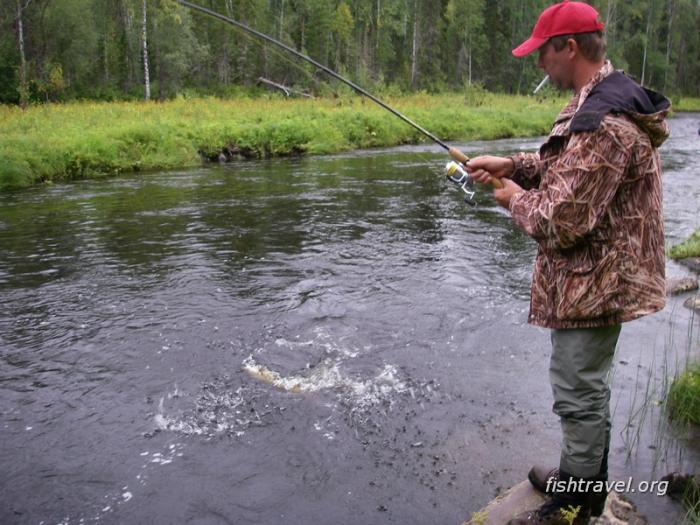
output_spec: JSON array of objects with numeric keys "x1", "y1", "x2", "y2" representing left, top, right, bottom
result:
[
  {"x1": 448, "y1": 147, "x2": 469, "y2": 164},
  {"x1": 448, "y1": 147, "x2": 504, "y2": 189}
]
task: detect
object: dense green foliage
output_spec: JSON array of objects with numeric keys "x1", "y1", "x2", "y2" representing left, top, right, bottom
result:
[
  {"x1": 1, "y1": 0, "x2": 699, "y2": 105},
  {"x1": 0, "y1": 92, "x2": 562, "y2": 190},
  {"x1": 667, "y1": 360, "x2": 700, "y2": 425},
  {"x1": 669, "y1": 228, "x2": 700, "y2": 259}
]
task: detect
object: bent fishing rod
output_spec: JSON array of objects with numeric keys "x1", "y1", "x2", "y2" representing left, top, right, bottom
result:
[{"x1": 176, "y1": 0, "x2": 504, "y2": 202}]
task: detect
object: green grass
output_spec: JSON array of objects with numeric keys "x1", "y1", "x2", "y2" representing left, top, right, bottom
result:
[
  {"x1": 683, "y1": 503, "x2": 700, "y2": 525},
  {"x1": 0, "y1": 92, "x2": 563, "y2": 190},
  {"x1": 667, "y1": 360, "x2": 700, "y2": 425},
  {"x1": 674, "y1": 97, "x2": 700, "y2": 112},
  {"x1": 669, "y1": 228, "x2": 700, "y2": 259}
]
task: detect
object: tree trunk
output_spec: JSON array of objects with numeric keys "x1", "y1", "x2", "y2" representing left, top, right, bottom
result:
[
  {"x1": 141, "y1": 0, "x2": 151, "y2": 100},
  {"x1": 605, "y1": 0, "x2": 615, "y2": 46},
  {"x1": 278, "y1": 0, "x2": 284, "y2": 41},
  {"x1": 15, "y1": 0, "x2": 30, "y2": 108},
  {"x1": 103, "y1": 19, "x2": 110, "y2": 84},
  {"x1": 641, "y1": 0, "x2": 654, "y2": 87},
  {"x1": 376, "y1": 0, "x2": 381, "y2": 66},
  {"x1": 468, "y1": 34, "x2": 472, "y2": 86},
  {"x1": 120, "y1": 0, "x2": 135, "y2": 91},
  {"x1": 664, "y1": 0, "x2": 674, "y2": 91},
  {"x1": 410, "y1": 0, "x2": 418, "y2": 88}
]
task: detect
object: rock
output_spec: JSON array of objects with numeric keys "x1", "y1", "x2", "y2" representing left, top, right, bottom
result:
[
  {"x1": 684, "y1": 295, "x2": 700, "y2": 312},
  {"x1": 661, "y1": 472, "x2": 700, "y2": 506},
  {"x1": 592, "y1": 492, "x2": 649, "y2": 524},
  {"x1": 678, "y1": 257, "x2": 700, "y2": 273},
  {"x1": 666, "y1": 276, "x2": 699, "y2": 295},
  {"x1": 463, "y1": 484, "x2": 649, "y2": 525},
  {"x1": 463, "y1": 481, "x2": 545, "y2": 525}
]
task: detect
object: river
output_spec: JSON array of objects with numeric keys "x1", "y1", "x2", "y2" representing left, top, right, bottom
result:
[{"x1": 1, "y1": 113, "x2": 698, "y2": 525}]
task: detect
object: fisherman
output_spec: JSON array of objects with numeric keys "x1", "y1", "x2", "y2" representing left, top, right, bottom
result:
[{"x1": 466, "y1": 2, "x2": 670, "y2": 524}]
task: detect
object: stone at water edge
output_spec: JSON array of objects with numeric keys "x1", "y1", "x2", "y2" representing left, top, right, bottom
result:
[
  {"x1": 463, "y1": 481, "x2": 649, "y2": 525},
  {"x1": 684, "y1": 295, "x2": 700, "y2": 312},
  {"x1": 678, "y1": 257, "x2": 700, "y2": 273},
  {"x1": 463, "y1": 480, "x2": 545, "y2": 525},
  {"x1": 666, "y1": 276, "x2": 699, "y2": 295}
]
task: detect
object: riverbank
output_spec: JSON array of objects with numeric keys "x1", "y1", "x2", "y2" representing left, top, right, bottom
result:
[
  {"x1": 1, "y1": 92, "x2": 569, "y2": 190},
  {"x1": 674, "y1": 97, "x2": 700, "y2": 112},
  {"x1": 2, "y1": 94, "x2": 698, "y2": 191},
  {"x1": 0, "y1": 92, "x2": 566, "y2": 190}
]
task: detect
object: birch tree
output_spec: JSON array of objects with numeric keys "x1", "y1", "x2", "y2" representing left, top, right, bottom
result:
[
  {"x1": 15, "y1": 0, "x2": 31, "y2": 107},
  {"x1": 141, "y1": 0, "x2": 150, "y2": 100}
]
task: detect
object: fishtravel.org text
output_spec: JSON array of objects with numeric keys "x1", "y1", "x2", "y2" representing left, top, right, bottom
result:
[{"x1": 546, "y1": 477, "x2": 668, "y2": 497}]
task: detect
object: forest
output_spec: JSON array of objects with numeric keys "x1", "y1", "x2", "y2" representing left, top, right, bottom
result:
[{"x1": 2, "y1": 0, "x2": 700, "y2": 106}]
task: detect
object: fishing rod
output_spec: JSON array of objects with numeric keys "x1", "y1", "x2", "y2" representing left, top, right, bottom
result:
[{"x1": 176, "y1": 0, "x2": 504, "y2": 202}]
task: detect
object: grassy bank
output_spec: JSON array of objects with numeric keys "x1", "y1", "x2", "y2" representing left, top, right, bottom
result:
[
  {"x1": 669, "y1": 228, "x2": 700, "y2": 259},
  {"x1": 0, "y1": 93, "x2": 563, "y2": 190},
  {"x1": 674, "y1": 97, "x2": 700, "y2": 112}
]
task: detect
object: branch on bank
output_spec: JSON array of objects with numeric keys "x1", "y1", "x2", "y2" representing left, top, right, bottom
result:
[{"x1": 256, "y1": 77, "x2": 314, "y2": 99}]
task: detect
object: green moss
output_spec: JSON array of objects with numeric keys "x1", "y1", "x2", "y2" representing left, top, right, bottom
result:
[
  {"x1": 669, "y1": 228, "x2": 700, "y2": 259},
  {"x1": 667, "y1": 361, "x2": 700, "y2": 425},
  {"x1": 0, "y1": 93, "x2": 564, "y2": 190}
]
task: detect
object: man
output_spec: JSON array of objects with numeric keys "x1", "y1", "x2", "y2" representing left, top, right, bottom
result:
[{"x1": 467, "y1": 2, "x2": 670, "y2": 524}]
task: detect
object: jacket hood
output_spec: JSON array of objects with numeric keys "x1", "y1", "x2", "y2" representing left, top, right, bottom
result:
[{"x1": 570, "y1": 71, "x2": 671, "y2": 147}]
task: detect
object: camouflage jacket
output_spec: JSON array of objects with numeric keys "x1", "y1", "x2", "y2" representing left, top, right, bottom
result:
[{"x1": 508, "y1": 62, "x2": 671, "y2": 329}]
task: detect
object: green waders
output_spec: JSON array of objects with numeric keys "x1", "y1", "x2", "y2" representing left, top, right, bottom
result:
[{"x1": 549, "y1": 325, "x2": 622, "y2": 479}]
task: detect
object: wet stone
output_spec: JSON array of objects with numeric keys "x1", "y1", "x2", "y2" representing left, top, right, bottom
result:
[
  {"x1": 678, "y1": 256, "x2": 700, "y2": 273},
  {"x1": 684, "y1": 295, "x2": 700, "y2": 312},
  {"x1": 666, "y1": 276, "x2": 699, "y2": 295}
]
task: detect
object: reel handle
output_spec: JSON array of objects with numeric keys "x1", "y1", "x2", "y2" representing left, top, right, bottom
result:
[{"x1": 448, "y1": 147, "x2": 505, "y2": 189}]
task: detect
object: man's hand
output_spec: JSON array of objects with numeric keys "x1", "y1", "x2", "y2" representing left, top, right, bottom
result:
[
  {"x1": 465, "y1": 155, "x2": 523, "y2": 209},
  {"x1": 493, "y1": 178, "x2": 524, "y2": 209},
  {"x1": 466, "y1": 155, "x2": 514, "y2": 184}
]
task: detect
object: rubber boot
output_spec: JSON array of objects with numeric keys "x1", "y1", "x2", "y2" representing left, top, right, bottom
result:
[
  {"x1": 528, "y1": 447, "x2": 609, "y2": 517},
  {"x1": 508, "y1": 470, "x2": 593, "y2": 525}
]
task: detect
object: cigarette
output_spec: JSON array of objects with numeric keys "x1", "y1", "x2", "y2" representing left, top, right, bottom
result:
[{"x1": 533, "y1": 75, "x2": 549, "y2": 94}]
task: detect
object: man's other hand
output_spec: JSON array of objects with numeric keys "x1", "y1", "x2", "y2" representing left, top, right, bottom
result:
[{"x1": 493, "y1": 178, "x2": 524, "y2": 209}]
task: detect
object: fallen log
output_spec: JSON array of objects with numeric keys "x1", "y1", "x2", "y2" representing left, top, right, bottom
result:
[{"x1": 257, "y1": 77, "x2": 314, "y2": 98}]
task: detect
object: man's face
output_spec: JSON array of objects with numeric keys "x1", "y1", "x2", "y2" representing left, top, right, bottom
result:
[{"x1": 537, "y1": 40, "x2": 574, "y2": 91}]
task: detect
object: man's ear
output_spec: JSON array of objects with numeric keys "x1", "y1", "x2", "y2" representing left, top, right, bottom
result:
[{"x1": 566, "y1": 38, "x2": 578, "y2": 58}]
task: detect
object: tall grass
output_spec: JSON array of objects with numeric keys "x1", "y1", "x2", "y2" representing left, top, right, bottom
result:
[
  {"x1": 667, "y1": 360, "x2": 700, "y2": 425},
  {"x1": 0, "y1": 93, "x2": 563, "y2": 190}
]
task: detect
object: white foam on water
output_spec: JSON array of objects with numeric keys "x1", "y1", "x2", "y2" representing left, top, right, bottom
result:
[
  {"x1": 272, "y1": 326, "x2": 361, "y2": 359},
  {"x1": 154, "y1": 386, "x2": 247, "y2": 436},
  {"x1": 154, "y1": 327, "x2": 419, "y2": 443},
  {"x1": 243, "y1": 355, "x2": 407, "y2": 405}
]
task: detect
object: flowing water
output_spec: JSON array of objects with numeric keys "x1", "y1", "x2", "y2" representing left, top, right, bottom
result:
[{"x1": 1, "y1": 114, "x2": 699, "y2": 525}]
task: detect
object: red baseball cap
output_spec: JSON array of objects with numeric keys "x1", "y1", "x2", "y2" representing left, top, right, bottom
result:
[{"x1": 512, "y1": 1, "x2": 605, "y2": 57}]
